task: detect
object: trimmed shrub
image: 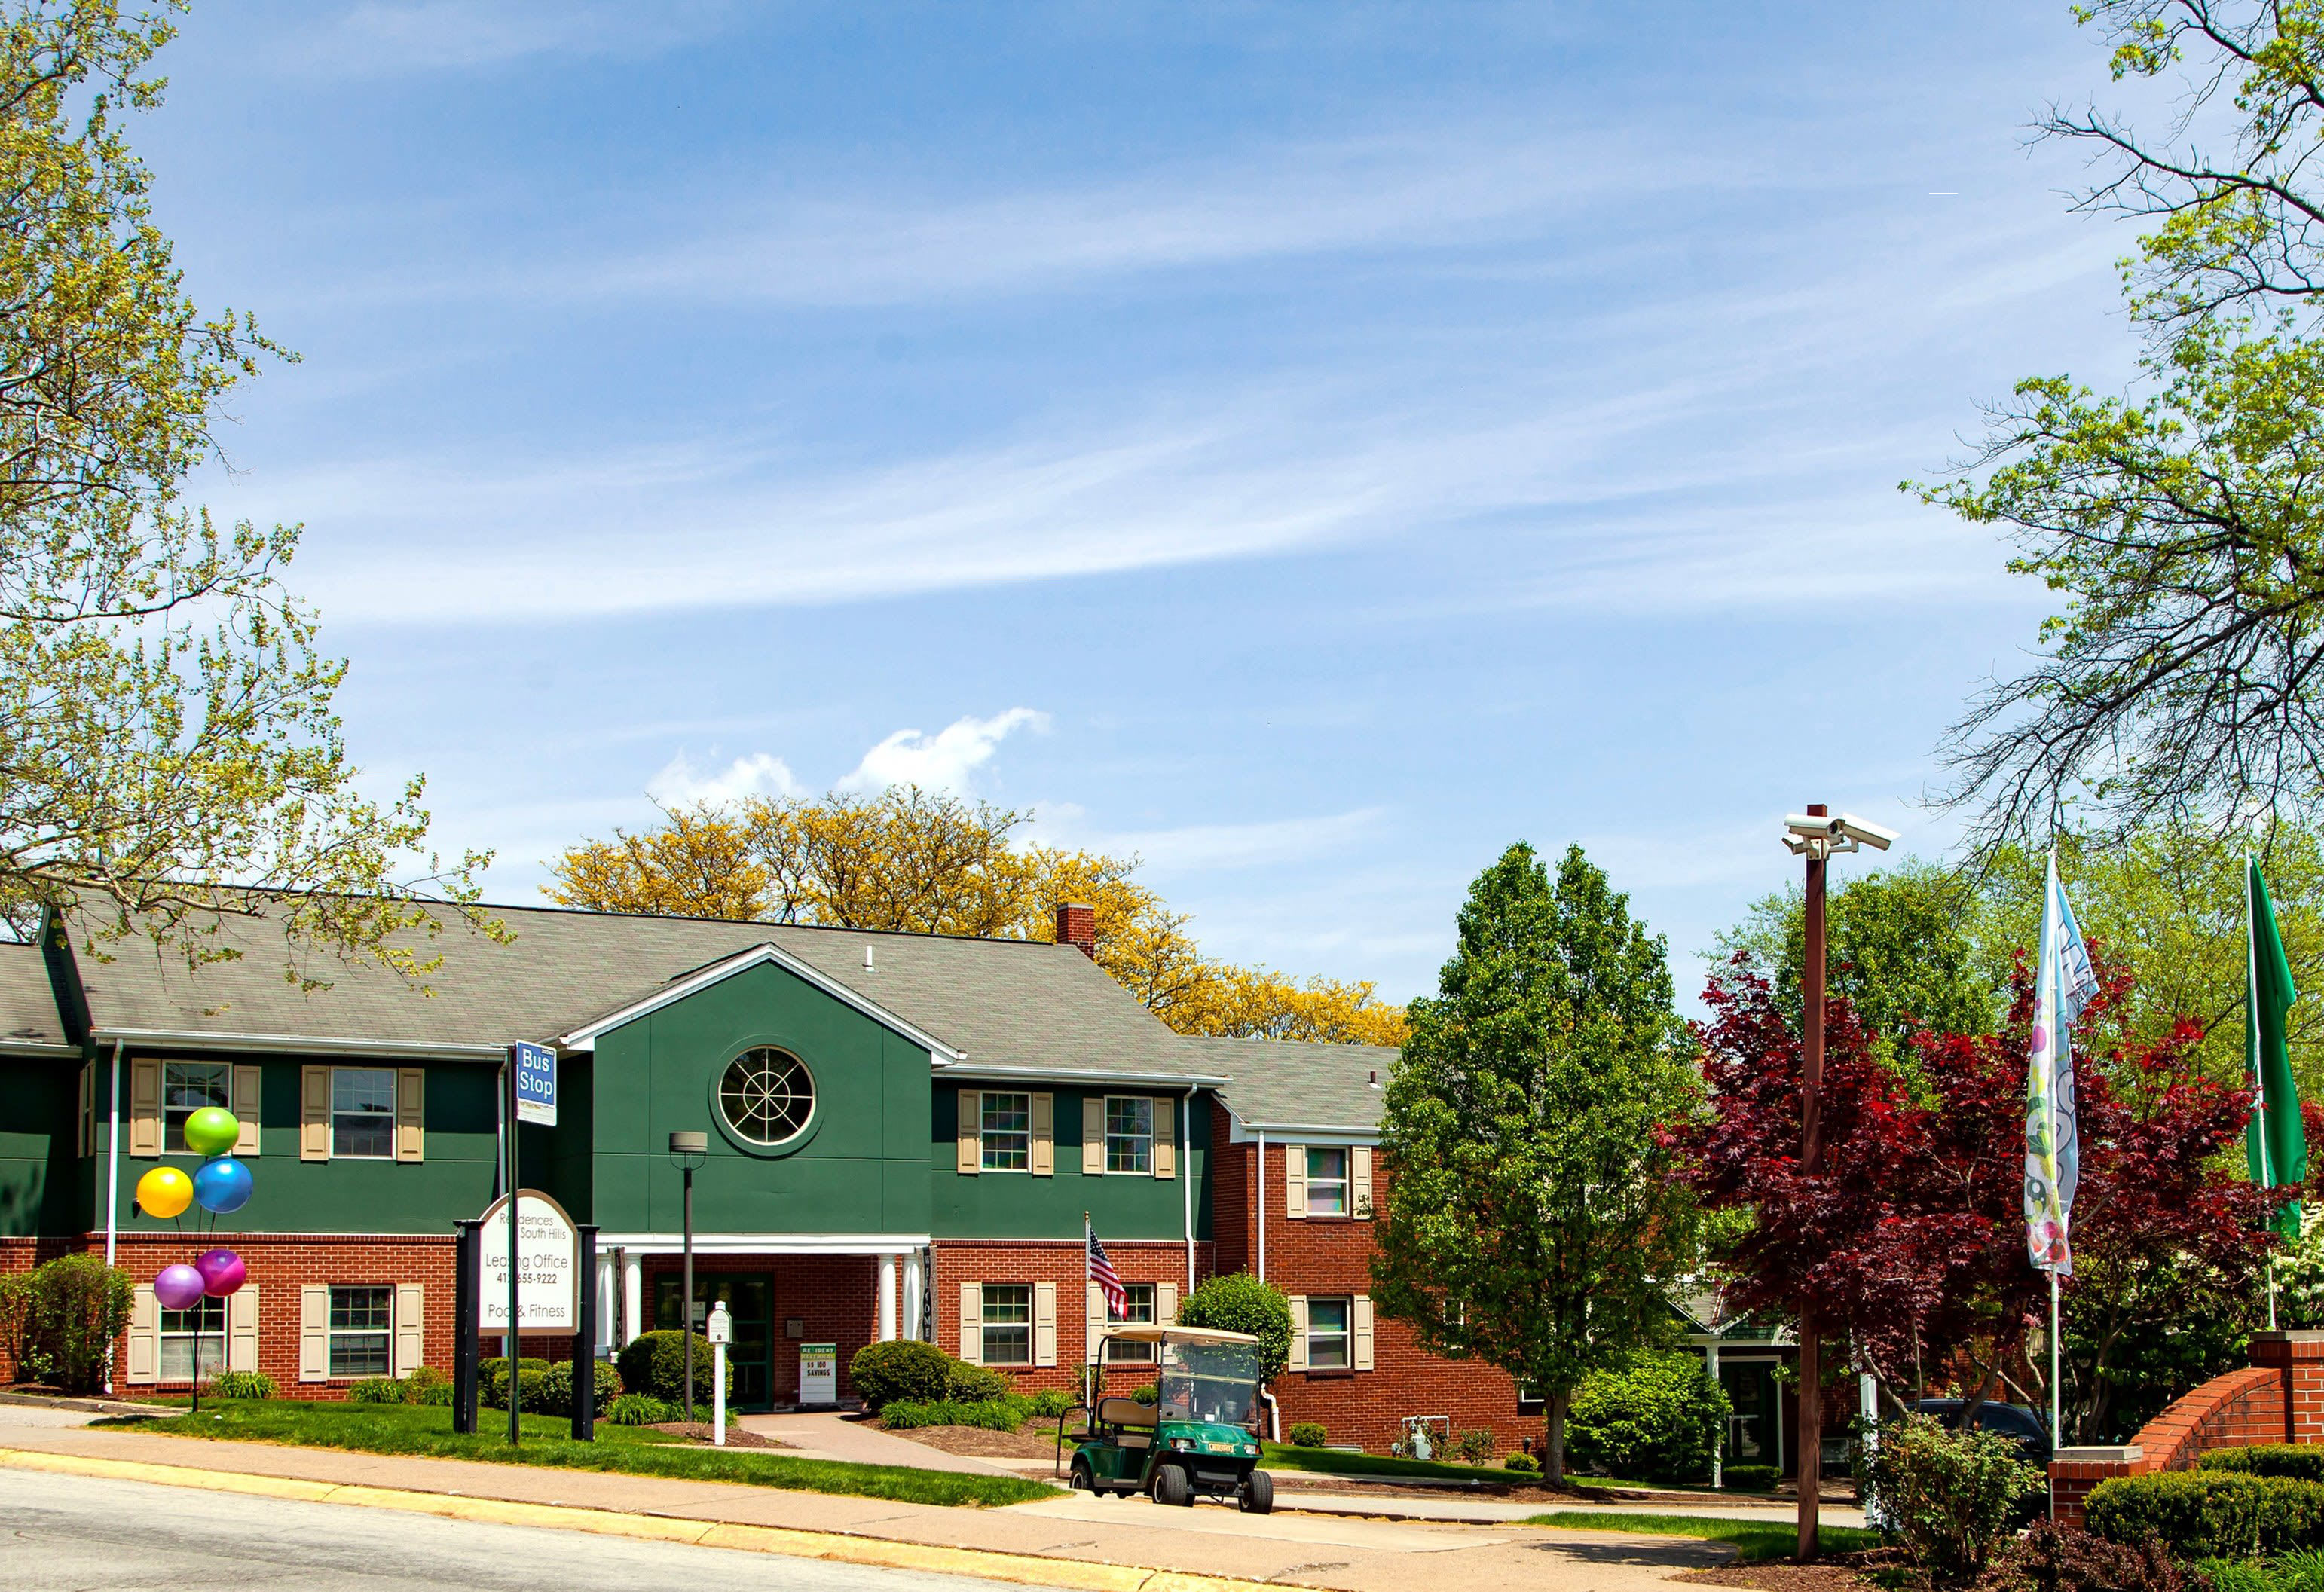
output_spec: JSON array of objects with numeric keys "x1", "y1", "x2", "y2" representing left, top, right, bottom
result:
[
  {"x1": 850, "y1": 1340, "x2": 952, "y2": 1410},
  {"x1": 1503, "y1": 1451, "x2": 1540, "y2": 1475},
  {"x1": 0, "y1": 1255, "x2": 131, "y2": 1394},
  {"x1": 1566, "y1": 1349, "x2": 1730, "y2": 1482},
  {"x1": 539, "y1": 1358, "x2": 621, "y2": 1413},
  {"x1": 1980, "y1": 1520, "x2": 2204, "y2": 1592},
  {"x1": 209, "y1": 1370, "x2": 275, "y2": 1401},
  {"x1": 1723, "y1": 1464, "x2": 1780, "y2": 1492},
  {"x1": 615, "y1": 1331, "x2": 730, "y2": 1404},
  {"x1": 1029, "y1": 1389, "x2": 1075, "y2": 1419},
  {"x1": 1289, "y1": 1422, "x2": 1329, "y2": 1448},
  {"x1": 1459, "y1": 1429, "x2": 1497, "y2": 1465},
  {"x1": 880, "y1": 1397, "x2": 1032, "y2": 1432},
  {"x1": 604, "y1": 1393, "x2": 678, "y2": 1425},
  {"x1": 2206, "y1": 1448, "x2": 2324, "y2": 1485},
  {"x1": 480, "y1": 1356, "x2": 549, "y2": 1410},
  {"x1": 1132, "y1": 1383, "x2": 1158, "y2": 1407},
  {"x1": 945, "y1": 1361, "x2": 1010, "y2": 1403},
  {"x1": 1175, "y1": 1273, "x2": 1292, "y2": 1385},
  {"x1": 2086, "y1": 1471, "x2": 2324, "y2": 1559},
  {"x1": 1865, "y1": 1414, "x2": 2044, "y2": 1588},
  {"x1": 405, "y1": 1366, "x2": 449, "y2": 1399},
  {"x1": 415, "y1": 1378, "x2": 455, "y2": 1407},
  {"x1": 348, "y1": 1377, "x2": 407, "y2": 1404}
]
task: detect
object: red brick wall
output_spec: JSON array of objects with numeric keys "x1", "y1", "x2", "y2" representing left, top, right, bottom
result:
[
  {"x1": 639, "y1": 1251, "x2": 876, "y2": 1404},
  {"x1": 933, "y1": 1238, "x2": 1209, "y2": 1395},
  {"x1": 1209, "y1": 1103, "x2": 1252, "y2": 1278}
]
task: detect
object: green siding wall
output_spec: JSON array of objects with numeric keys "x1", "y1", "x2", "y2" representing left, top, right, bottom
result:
[
  {"x1": 0, "y1": 1057, "x2": 81, "y2": 1238},
  {"x1": 586, "y1": 961, "x2": 931, "y2": 1236},
  {"x1": 931, "y1": 1086, "x2": 1211, "y2": 1241}
]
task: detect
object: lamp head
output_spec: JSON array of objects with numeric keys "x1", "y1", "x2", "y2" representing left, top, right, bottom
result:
[{"x1": 668, "y1": 1130, "x2": 708, "y2": 1170}]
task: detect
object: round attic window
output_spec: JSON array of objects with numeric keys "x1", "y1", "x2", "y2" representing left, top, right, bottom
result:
[{"x1": 717, "y1": 1048, "x2": 815, "y2": 1146}]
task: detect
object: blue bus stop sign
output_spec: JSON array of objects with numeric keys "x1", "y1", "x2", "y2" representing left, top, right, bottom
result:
[{"x1": 512, "y1": 1041, "x2": 556, "y2": 1127}]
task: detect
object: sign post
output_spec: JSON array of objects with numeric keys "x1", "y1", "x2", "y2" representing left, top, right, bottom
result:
[
  {"x1": 452, "y1": 1219, "x2": 481, "y2": 1435},
  {"x1": 476, "y1": 1185, "x2": 579, "y2": 1448},
  {"x1": 504, "y1": 1042, "x2": 555, "y2": 1447},
  {"x1": 707, "y1": 1301, "x2": 732, "y2": 1447}
]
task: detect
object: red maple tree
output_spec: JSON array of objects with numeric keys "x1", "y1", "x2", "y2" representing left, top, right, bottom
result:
[{"x1": 1676, "y1": 954, "x2": 2280, "y2": 1440}]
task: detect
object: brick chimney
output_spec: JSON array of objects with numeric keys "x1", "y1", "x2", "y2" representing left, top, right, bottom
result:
[{"x1": 1053, "y1": 902, "x2": 1096, "y2": 958}]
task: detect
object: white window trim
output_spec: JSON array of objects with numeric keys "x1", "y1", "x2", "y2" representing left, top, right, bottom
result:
[
  {"x1": 1105, "y1": 1282, "x2": 1158, "y2": 1363},
  {"x1": 327, "y1": 1285, "x2": 395, "y2": 1380},
  {"x1": 980, "y1": 1282, "x2": 1035, "y2": 1367},
  {"x1": 159, "y1": 1297, "x2": 225, "y2": 1381},
  {"x1": 1306, "y1": 1146, "x2": 1350, "y2": 1216},
  {"x1": 1305, "y1": 1296, "x2": 1354, "y2": 1370},
  {"x1": 1102, "y1": 1095, "x2": 1154, "y2": 1176},
  {"x1": 161, "y1": 1059, "x2": 233, "y2": 1158},
  {"x1": 330, "y1": 1065, "x2": 399, "y2": 1162},
  {"x1": 978, "y1": 1090, "x2": 1033, "y2": 1175}
]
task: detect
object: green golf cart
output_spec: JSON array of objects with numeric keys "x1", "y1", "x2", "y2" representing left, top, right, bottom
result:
[{"x1": 1057, "y1": 1325, "x2": 1274, "y2": 1512}]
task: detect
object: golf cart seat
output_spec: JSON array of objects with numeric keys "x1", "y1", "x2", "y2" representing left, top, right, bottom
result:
[{"x1": 1098, "y1": 1397, "x2": 1155, "y2": 1450}]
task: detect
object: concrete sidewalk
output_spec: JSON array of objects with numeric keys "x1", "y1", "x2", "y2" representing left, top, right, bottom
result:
[
  {"x1": 0, "y1": 1417, "x2": 1754, "y2": 1592},
  {"x1": 738, "y1": 1411, "x2": 1023, "y2": 1477}
]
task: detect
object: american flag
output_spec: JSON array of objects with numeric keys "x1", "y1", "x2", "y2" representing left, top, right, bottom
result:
[{"x1": 1087, "y1": 1215, "x2": 1127, "y2": 1317}]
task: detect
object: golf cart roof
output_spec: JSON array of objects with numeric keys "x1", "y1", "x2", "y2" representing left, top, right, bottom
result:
[{"x1": 1099, "y1": 1325, "x2": 1261, "y2": 1347}]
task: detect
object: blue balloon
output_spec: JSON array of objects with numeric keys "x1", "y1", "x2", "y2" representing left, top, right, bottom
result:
[{"x1": 194, "y1": 1156, "x2": 253, "y2": 1215}]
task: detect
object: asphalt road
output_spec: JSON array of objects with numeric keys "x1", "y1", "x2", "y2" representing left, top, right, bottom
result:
[{"x1": 0, "y1": 1471, "x2": 1017, "y2": 1592}]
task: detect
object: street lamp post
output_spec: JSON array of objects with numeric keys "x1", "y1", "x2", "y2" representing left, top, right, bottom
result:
[
  {"x1": 669, "y1": 1131, "x2": 708, "y2": 1422},
  {"x1": 1780, "y1": 805, "x2": 1895, "y2": 1563}
]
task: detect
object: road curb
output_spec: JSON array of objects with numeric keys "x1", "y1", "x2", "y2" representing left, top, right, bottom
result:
[{"x1": 0, "y1": 1446, "x2": 1285, "y2": 1592}]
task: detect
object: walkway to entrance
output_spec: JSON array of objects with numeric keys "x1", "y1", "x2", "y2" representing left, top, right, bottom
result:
[{"x1": 737, "y1": 1412, "x2": 1020, "y2": 1477}]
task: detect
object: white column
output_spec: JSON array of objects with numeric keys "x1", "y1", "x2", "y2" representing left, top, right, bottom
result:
[
  {"x1": 622, "y1": 1251, "x2": 644, "y2": 1347},
  {"x1": 596, "y1": 1251, "x2": 619, "y2": 1355},
  {"x1": 878, "y1": 1254, "x2": 899, "y2": 1342},
  {"x1": 1707, "y1": 1341, "x2": 1723, "y2": 1489},
  {"x1": 903, "y1": 1251, "x2": 925, "y2": 1343}
]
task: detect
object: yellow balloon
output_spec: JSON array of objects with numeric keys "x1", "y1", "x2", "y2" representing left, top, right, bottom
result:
[{"x1": 136, "y1": 1165, "x2": 192, "y2": 1219}]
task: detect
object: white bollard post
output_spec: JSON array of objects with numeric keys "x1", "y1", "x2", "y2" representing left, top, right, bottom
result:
[{"x1": 707, "y1": 1300, "x2": 732, "y2": 1448}]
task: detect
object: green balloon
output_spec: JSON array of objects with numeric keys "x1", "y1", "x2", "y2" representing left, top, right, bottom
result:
[{"x1": 182, "y1": 1106, "x2": 240, "y2": 1157}]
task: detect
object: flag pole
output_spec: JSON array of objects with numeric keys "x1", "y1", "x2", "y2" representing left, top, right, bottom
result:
[
  {"x1": 2047, "y1": 848, "x2": 2064, "y2": 1475},
  {"x1": 2254, "y1": 854, "x2": 2280, "y2": 1331}
]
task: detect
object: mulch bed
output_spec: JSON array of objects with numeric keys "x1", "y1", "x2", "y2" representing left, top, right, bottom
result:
[
  {"x1": 646, "y1": 1421, "x2": 787, "y2": 1450},
  {"x1": 886, "y1": 1423, "x2": 1069, "y2": 1461},
  {"x1": 1679, "y1": 1548, "x2": 1911, "y2": 1592}
]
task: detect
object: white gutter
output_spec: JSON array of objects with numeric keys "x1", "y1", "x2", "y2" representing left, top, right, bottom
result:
[
  {"x1": 103, "y1": 1038, "x2": 121, "y2": 1394},
  {"x1": 93, "y1": 1028, "x2": 504, "y2": 1061},
  {"x1": 1183, "y1": 1086, "x2": 1195, "y2": 1294},
  {"x1": 1256, "y1": 1126, "x2": 1267, "y2": 1284},
  {"x1": 944, "y1": 1065, "x2": 1228, "y2": 1087}
]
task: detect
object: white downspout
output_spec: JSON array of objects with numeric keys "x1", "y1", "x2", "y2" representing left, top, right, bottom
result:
[
  {"x1": 1256, "y1": 1128, "x2": 1267, "y2": 1283},
  {"x1": 103, "y1": 1039, "x2": 122, "y2": 1395},
  {"x1": 1182, "y1": 1088, "x2": 1195, "y2": 1294}
]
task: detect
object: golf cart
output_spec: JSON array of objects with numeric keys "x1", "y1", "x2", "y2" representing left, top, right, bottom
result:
[{"x1": 1056, "y1": 1325, "x2": 1274, "y2": 1512}]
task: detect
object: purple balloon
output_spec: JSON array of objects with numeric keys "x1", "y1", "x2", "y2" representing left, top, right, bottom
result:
[
  {"x1": 194, "y1": 1248, "x2": 246, "y2": 1297},
  {"x1": 154, "y1": 1264, "x2": 206, "y2": 1312}
]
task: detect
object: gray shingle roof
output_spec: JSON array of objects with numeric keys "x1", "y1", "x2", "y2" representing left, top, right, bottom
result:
[
  {"x1": 0, "y1": 942, "x2": 69, "y2": 1050},
  {"x1": 1182, "y1": 1034, "x2": 1400, "y2": 1133},
  {"x1": 60, "y1": 896, "x2": 1215, "y2": 1077}
]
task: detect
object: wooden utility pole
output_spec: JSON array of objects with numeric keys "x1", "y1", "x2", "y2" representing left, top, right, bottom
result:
[{"x1": 1797, "y1": 802, "x2": 1827, "y2": 1563}]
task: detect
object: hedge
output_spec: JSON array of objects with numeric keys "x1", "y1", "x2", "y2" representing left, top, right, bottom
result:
[
  {"x1": 850, "y1": 1340, "x2": 951, "y2": 1409},
  {"x1": 615, "y1": 1332, "x2": 731, "y2": 1404},
  {"x1": 2200, "y1": 1447, "x2": 2324, "y2": 1484},
  {"x1": 1724, "y1": 1465, "x2": 1779, "y2": 1492},
  {"x1": 880, "y1": 1397, "x2": 1032, "y2": 1432},
  {"x1": 1565, "y1": 1349, "x2": 1729, "y2": 1482},
  {"x1": 540, "y1": 1358, "x2": 622, "y2": 1413},
  {"x1": 2085, "y1": 1471, "x2": 2324, "y2": 1557}
]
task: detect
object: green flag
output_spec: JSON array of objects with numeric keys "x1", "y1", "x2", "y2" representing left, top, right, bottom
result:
[{"x1": 2247, "y1": 858, "x2": 2306, "y2": 1237}]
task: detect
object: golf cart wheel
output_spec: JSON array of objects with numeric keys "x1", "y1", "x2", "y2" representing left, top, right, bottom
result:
[
  {"x1": 1070, "y1": 1458, "x2": 1095, "y2": 1492},
  {"x1": 1239, "y1": 1470, "x2": 1274, "y2": 1515},
  {"x1": 1153, "y1": 1463, "x2": 1193, "y2": 1508}
]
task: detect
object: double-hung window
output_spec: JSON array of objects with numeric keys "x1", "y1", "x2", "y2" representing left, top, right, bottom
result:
[
  {"x1": 1305, "y1": 1147, "x2": 1349, "y2": 1215},
  {"x1": 332, "y1": 1068, "x2": 396, "y2": 1159},
  {"x1": 329, "y1": 1285, "x2": 393, "y2": 1377},
  {"x1": 1305, "y1": 1297, "x2": 1353, "y2": 1369},
  {"x1": 1104, "y1": 1095, "x2": 1152, "y2": 1174},
  {"x1": 979, "y1": 1092, "x2": 1030, "y2": 1172},
  {"x1": 1105, "y1": 1283, "x2": 1157, "y2": 1363},
  {"x1": 160, "y1": 1297, "x2": 224, "y2": 1382},
  {"x1": 164, "y1": 1062, "x2": 231, "y2": 1154},
  {"x1": 980, "y1": 1284, "x2": 1032, "y2": 1365}
]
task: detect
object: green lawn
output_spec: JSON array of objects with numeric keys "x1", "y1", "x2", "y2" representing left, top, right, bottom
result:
[
  {"x1": 95, "y1": 1401, "x2": 1053, "y2": 1508},
  {"x1": 1522, "y1": 1510, "x2": 1888, "y2": 1563},
  {"x1": 1257, "y1": 1442, "x2": 1689, "y2": 1493}
]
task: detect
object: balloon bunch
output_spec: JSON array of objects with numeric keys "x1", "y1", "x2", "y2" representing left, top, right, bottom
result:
[{"x1": 133, "y1": 1107, "x2": 254, "y2": 1409}]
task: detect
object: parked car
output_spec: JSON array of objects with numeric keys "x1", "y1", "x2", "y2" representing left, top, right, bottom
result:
[{"x1": 1913, "y1": 1398, "x2": 2053, "y2": 1470}]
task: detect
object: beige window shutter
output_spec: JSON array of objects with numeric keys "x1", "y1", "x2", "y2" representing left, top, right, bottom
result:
[
  {"x1": 396, "y1": 1068, "x2": 426, "y2": 1163},
  {"x1": 301, "y1": 1066, "x2": 331, "y2": 1162},
  {"x1": 1157, "y1": 1282, "x2": 1178, "y2": 1325},
  {"x1": 129, "y1": 1059, "x2": 161, "y2": 1157},
  {"x1": 1353, "y1": 1295, "x2": 1375, "y2": 1371},
  {"x1": 1033, "y1": 1282, "x2": 1057, "y2": 1367},
  {"x1": 956, "y1": 1090, "x2": 980, "y2": 1175},
  {"x1": 1153, "y1": 1096, "x2": 1176, "y2": 1180},
  {"x1": 1352, "y1": 1146, "x2": 1375, "y2": 1217},
  {"x1": 228, "y1": 1286, "x2": 260, "y2": 1374},
  {"x1": 393, "y1": 1283, "x2": 425, "y2": 1377},
  {"x1": 299, "y1": 1285, "x2": 331, "y2": 1382},
  {"x1": 1030, "y1": 1092, "x2": 1053, "y2": 1177},
  {"x1": 77, "y1": 1064, "x2": 93, "y2": 1160},
  {"x1": 1081, "y1": 1095, "x2": 1105, "y2": 1175},
  {"x1": 233, "y1": 1066, "x2": 261, "y2": 1154},
  {"x1": 1285, "y1": 1144, "x2": 1307, "y2": 1218},
  {"x1": 1287, "y1": 1294, "x2": 1309, "y2": 1371},
  {"x1": 1085, "y1": 1281, "x2": 1105, "y2": 1364},
  {"x1": 959, "y1": 1282, "x2": 982, "y2": 1363},
  {"x1": 126, "y1": 1285, "x2": 159, "y2": 1385}
]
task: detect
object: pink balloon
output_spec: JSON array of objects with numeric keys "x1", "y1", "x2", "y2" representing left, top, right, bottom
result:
[
  {"x1": 194, "y1": 1248, "x2": 246, "y2": 1297},
  {"x1": 154, "y1": 1264, "x2": 206, "y2": 1312}
]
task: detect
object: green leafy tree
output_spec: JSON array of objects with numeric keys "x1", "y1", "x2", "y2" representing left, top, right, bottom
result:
[
  {"x1": 1174, "y1": 1272, "x2": 1291, "y2": 1386},
  {"x1": 1371, "y1": 842, "x2": 1702, "y2": 1484},
  {"x1": 0, "y1": 2, "x2": 482, "y2": 977}
]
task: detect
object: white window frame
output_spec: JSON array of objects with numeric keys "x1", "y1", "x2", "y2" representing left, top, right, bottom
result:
[
  {"x1": 1305, "y1": 1146, "x2": 1349, "y2": 1215},
  {"x1": 1306, "y1": 1296, "x2": 1353, "y2": 1369},
  {"x1": 981, "y1": 1282, "x2": 1033, "y2": 1366},
  {"x1": 160, "y1": 1297, "x2": 224, "y2": 1382},
  {"x1": 1104, "y1": 1095, "x2": 1153, "y2": 1175},
  {"x1": 328, "y1": 1285, "x2": 393, "y2": 1378},
  {"x1": 979, "y1": 1091, "x2": 1031, "y2": 1173},
  {"x1": 331, "y1": 1066, "x2": 398, "y2": 1160},
  {"x1": 1104, "y1": 1283, "x2": 1157, "y2": 1363},
  {"x1": 164, "y1": 1060, "x2": 231, "y2": 1156}
]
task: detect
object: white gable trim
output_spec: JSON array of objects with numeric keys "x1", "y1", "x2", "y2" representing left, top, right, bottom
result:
[{"x1": 555, "y1": 942, "x2": 965, "y2": 1062}]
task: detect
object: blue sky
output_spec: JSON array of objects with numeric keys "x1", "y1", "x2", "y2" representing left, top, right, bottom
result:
[{"x1": 141, "y1": 2, "x2": 2149, "y2": 1003}]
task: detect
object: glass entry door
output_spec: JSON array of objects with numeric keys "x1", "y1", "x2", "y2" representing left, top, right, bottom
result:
[
  {"x1": 655, "y1": 1273, "x2": 775, "y2": 1412},
  {"x1": 1720, "y1": 1358, "x2": 1783, "y2": 1470}
]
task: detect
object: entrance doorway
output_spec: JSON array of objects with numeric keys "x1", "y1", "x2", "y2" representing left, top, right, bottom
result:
[
  {"x1": 1720, "y1": 1358, "x2": 1784, "y2": 1471},
  {"x1": 655, "y1": 1273, "x2": 774, "y2": 1412}
]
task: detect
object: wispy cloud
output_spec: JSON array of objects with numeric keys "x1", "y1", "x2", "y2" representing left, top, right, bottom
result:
[
  {"x1": 839, "y1": 709, "x2": 1050, "y2": 795},
  {"x1": 646, "y1": 751, "x2": 800, "y2": 808},
  {"x1": 283, "y1": 2, "x2": 739, "y2": 75}
]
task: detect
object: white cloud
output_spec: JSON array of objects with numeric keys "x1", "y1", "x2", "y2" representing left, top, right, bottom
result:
[
  {"x1": 286, "y1": 2, "x2": 737, "y2": 74},
  {"x1": 645, "y1": 750, "x2": 800, "y2": 808},
  {"x1": 838, "y1": 709, "x2": 1050, "y2": 795}
]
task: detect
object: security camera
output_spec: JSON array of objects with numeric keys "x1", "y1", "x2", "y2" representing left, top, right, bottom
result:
[
  {"x1": 1784, "y1": 814, "x2": 1844, "y2": 840},
  {"x1": 1835, "y1": 814, "x2": 1898, "y2": 851}
]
